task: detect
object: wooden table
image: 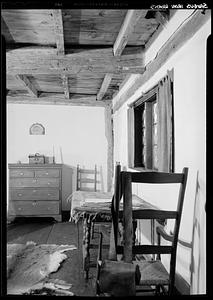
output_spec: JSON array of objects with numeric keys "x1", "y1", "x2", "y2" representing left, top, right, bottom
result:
[{"x1": 71, "y1": 192, "x2": 168, "y2": 279}]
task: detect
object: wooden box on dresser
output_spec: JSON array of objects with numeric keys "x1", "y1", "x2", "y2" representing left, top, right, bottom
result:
[{"x1": 8, "y1": 164, "x2": 62, "y2": 222}]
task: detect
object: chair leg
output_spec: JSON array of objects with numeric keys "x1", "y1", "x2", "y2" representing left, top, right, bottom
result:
[
  {"x1": 155, "y1": 285, "x2": 161, "y2": 295},
  {"x1": 96, "y1": 233, "x2": 103, "y2": 295},
  {"x1": 160, "y1": 285, "x2": 167, "y2": 295},
  {"x1": 91, "y1": 222, "x2": 95, "y2": 239},
  {"x1": 82, "y1": 215, "x2": 91, "y2": 280}
]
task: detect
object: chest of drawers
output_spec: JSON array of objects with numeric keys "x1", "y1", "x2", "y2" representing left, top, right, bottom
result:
[{"x1": 8, "y1": 164, "x2": 62, "y2": 222}]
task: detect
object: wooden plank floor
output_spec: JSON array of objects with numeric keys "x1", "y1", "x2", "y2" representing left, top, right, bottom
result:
[
  {"x1": 7, "y1": 218, "x2": 157, "y2": 296},
  {"x1": 7, "y1": 217, "x2": 97, "y2": 296}
]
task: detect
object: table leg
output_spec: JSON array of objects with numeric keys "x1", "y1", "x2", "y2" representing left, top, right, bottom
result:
[
  {"x1": 82, "y1": 214, "x2": 92, "y2": 280},
  {"x1": 151, "y1": 219, "x2": 155, "y2": 260},
  {"x1": 132, "y1": 219, "x2": 137, "y2": 260},
  {"x1": 91, "y1": 221, "x2": 95, "y2": 239}
]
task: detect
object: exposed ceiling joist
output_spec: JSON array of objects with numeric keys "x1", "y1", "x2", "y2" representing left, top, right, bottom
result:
[
  {"x1": 15, "y1": 75, "x2": 38, "y2": 97},
  {"x1": 6, "y1": 47, "x2": 145, "y2": 75},
  {"x1": 97, "y1": 10, "x2": 147, "y2": 101},
  {"x1": 52, "y1": 9, "x2": 64, "y2": 55},
  {"x1": 113, "y1": 10, "x2": 148, "y2": 56},
  {"x1": 97, "y1": 73, "x2": 113, "y2": 101},
  {"x1": 7, "y1": 92, "x2": 110, "y2": 107},
  {"x1": 105, "y1": 10, "x2": 148, "y2": 102},
  {"x1": 113, "y1": 9, "x2": 211, "y2": 112},
  {"x1": 61, "y1": 74, "x2": 69, "y2": 99}
]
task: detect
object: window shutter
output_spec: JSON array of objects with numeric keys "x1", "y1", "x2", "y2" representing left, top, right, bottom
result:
[{"x1": 127, "y1": 107, "x2": 135, "y2": 168}]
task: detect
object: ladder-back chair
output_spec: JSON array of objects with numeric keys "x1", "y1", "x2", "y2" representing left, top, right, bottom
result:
[
  {"x1": 97, "y1": 167, "x2": 188, "y2": 296},
  {"x1": 77, "y1": 164, "x2": 100, "y2": 192}
]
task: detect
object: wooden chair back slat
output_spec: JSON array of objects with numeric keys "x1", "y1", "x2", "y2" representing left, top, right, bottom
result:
[
  {"x1": 131, "y1": 171, "x2": 184, "y2": 184},
  {"x1": 77, "y1": 164, "x2": 99, "y2": 192}
]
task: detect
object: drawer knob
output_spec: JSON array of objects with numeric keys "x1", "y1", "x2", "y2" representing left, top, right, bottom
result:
[
  {"x1": 20, "y1": 172, "x2": 24, "y2": 176},
  {"x1": 47, "y1": 182, "x2": 50, "y2": 185},
  {"x1": 18, "y1": 208, "x2": 22, "y2": 210},
  {"x1": 33, "y1": 190, "x2": 37, "y2": 193},
  {"x1": 32, "y1": 202, "x2": 36, "y2": 206},
  {"x1": 33, "y1": 179, "x2": 37, "y2": 183},
  {"x1": 18, "y1": 193, "x2": 22, "y2": 197},
  {"x1": 48, "y1": 193, "x2": 51, "y2": 196},
  {"x1": 46, "y1": 172, "x2": 49, "y2": 175}
]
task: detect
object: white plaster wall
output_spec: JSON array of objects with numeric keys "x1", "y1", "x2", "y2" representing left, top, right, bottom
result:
[
  {"x1": 7, "y1": 104, "x2": 108, "y2": 210},
  {"x1": 113, "y1": 19, "x2": 209, "y2": 294}
]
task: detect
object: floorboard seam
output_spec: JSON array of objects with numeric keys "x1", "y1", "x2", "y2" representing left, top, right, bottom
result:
[{"x1": 46, "y1": 223, "x2": 55, "y2": 244}]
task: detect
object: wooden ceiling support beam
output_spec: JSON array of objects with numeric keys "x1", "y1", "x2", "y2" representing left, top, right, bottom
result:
[
  {"x1": 61, "y1": 74, "x2": 69, "y2": 99},
  {"x1": 97, "y1": 10, "x2": 147, "y2": 101},
  {"x1": 7, "y1": 93, "x2": 111, "y2": 107},
  {"x1": 97, "y1": 73, "x2": 113, "y2": 101},
  {"x1": 6, "y1": 47, "x2": 145, "y2": 75},
  {"x1": 113, "y1": 10, "x2": 148, "y2": 56},
  {"x1": 15, "y1": 75, "x2": 38, "y2": 97},
  {"x1": 108, "y1": 10, "x2": 147, "y2": 102},
  {"x1": 113, "y1": 9, "x2": 211, "y2": 112},
  {"x1": 52, "y1": 9, "x2": 64, "y2": 55}
]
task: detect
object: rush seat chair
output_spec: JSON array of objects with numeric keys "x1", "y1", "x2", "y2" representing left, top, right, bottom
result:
[{"x1": 96, "y1": 167, "x2": 188, "y2": 296}]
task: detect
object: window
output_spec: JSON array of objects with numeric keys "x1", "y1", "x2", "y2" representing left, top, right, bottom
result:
[{"x1": 128, "y1": 70, "x2": 174, "y2": 172}]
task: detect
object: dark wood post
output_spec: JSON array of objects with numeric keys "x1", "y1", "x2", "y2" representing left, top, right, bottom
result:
[{"x1": 123, "y1": 172, "x2": 133, "y2": 263}]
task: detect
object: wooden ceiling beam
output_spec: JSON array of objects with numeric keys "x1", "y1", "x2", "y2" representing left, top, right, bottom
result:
[
  {"x1": 52, "y1": 9, "x2": 64, "y2": 55},
  {"x1": 109, "y1": 10, "x2": 147, "y2": 101},
  {"x1": 7, "y1": 91, "x2": 110, "y2": 107},
  {"x1": 97, "y1": 73, "x2": 113, "y2": 101},
  {"x1": 15, "y1": 75, "x2": 38, "y2": 97},
  {"x1": 61, "y1": 74, "x2": 69, "y2": 99},
  {"x1": 6, "y1": 47, "x2": 145, "y2": 75},
  {"x1": 97, "y1": 10, "x2": 147, "y2": 101},
  {"x1": 113, "y1": 10, "x2": 148, "y2": 56}
]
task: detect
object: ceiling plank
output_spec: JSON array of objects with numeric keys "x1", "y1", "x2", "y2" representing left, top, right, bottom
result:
[
  {"x1": 52, "y1": 9, "x2": 64, "y2": 55},
  {"x1": 113, "y1": 10, "x2": 148, "y2": 56},
  {"x1": 7, "y1": 92, "x2": 110, "y2": 107},
  {"x1": 61, "y1": 74, "x2": 69, "y2": 99},
  {"x1": 97, "y1": 73, "x2": 113, "y2": 101},
  {"x1": 15, "y1": 75, "x2": 38, "y2": 97},
  {"x1": 6, "y1": 47, "x2": 145, "y2": 75},
  {"x1": 113, "y1": 9, "x2": 211, "y2": 112}
]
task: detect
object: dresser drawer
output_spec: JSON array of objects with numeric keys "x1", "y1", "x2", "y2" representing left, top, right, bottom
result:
[
  {"x1": 35, "y1": 169, "x2": 60, "y2": 178},
  {"x1": 10, "y1": 169, "x2": 34, "y2": 178},
  {"x1": 9, "y1": 201, "x2": 59, "y2": 215},
  {"x1": 10, "y1": 178, "x2": 60, "y2": 188},
  {"x1": 10, "y1": 188, "x2": 59, "y2": 200}
]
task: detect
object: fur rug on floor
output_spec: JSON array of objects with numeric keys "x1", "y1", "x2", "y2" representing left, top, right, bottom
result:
[{"x1": 7, "y1": 241, "x2": 77, "y2": 295}]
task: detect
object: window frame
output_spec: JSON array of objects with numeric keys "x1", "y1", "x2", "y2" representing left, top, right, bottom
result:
[
  {"x1": 127, "y1": 75, "x2": 174, "y2": 172},
  {"x1": 133, "y1": 87, "x2": 158, "y2": 170}
]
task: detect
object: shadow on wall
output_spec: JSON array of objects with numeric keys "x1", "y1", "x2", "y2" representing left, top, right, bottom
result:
[
  {"x1": 190, "y1": 170, "x2": 206, "y2": 294},
  {"x1": 134, "y1": 170, "x2": 206, "y2": 295},
  {"x1": 169, "y1": 170, "x2": 206, "y2": 295}
]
